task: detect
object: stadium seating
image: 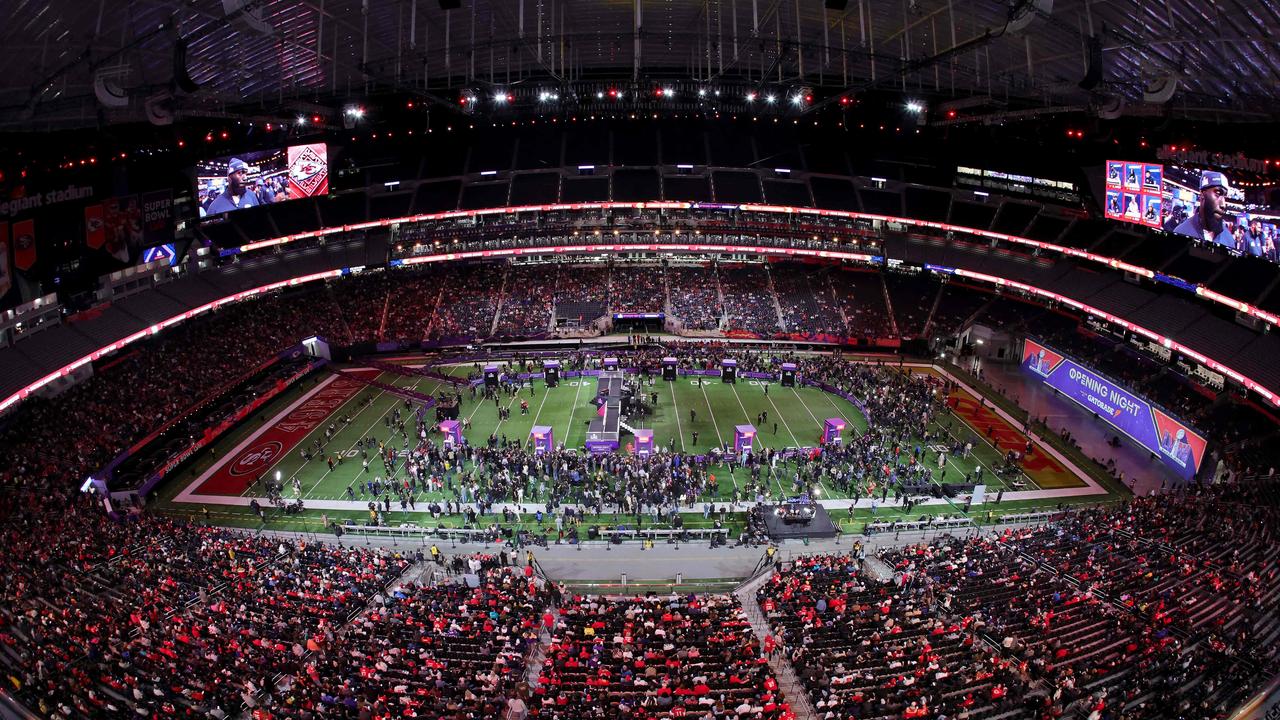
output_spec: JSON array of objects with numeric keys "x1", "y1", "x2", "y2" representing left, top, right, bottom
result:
[
  {"x1": 667, "y1": 265, "x2": 723, "y2": 331},
  {"x1": 719, "y1": 265, "x2": 781, "y2": 336},
  {"x1": 0, "y1": 505, "x2": 409, "y2": 718},
  {"x1": 884, "y1": 273, "x2": 938, "y2": 338},
  {"x1": 771, "y1": 266, "x2": 846, "y2": 336},
  {"x1": 763, "y1": 482, "x2": 1280, "y2": 720},
  {"x1": 538, "y1": 594, "x2": 791, "y2": 719},
  {"x1": 282, "y1": 564, "x2": 547, "y2": 720},
  {"x1": 609, "y1": 265, "x2": 666, "y2": 314},
  {"x1": 832, "y1": 272, "x2": 893, "y2": 340},
  {"x1": 496, "y1": 264, "x2": 558, "y2": 337}
]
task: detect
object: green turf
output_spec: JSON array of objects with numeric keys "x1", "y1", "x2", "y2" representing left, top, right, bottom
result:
[{"x1": 148, "y1": 359, "x2": 1122, "y2": 535}]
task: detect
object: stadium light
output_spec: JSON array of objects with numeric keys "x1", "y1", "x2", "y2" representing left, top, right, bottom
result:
[
  {"x1": 905, "y1": 101, "x2": 925, "y2": 113},
  {"x1": 494, "y1": 91, "x2": 508, "y2": 104},
  {"x1": 663, "y1": 88, "x2": 674, "y2": 99},
  {"x1": 698, "y1": 88, "x2": 707, "y2": 97},
  {"x1": 746, "y1": 92, "x2": 757, "y2": 102},
  {"x1": 345, "y1": 105, "x2": 365, "y2": 118},
  {"x1": 791, "y1": 94, "x2": 804, "y2": 106},
  {"x1": 765, "y1": 94, "x2": 776, "y2": 104},
  {"x1": 296, "y1": 115, "x2": 307, "y2": 125}
]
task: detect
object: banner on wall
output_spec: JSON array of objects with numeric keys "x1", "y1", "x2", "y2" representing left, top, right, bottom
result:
[
  {"x1": 0, "y1": 223, "x2": 10, "y2": 299},
  {"x1": 11, "y1": 219, "x2": 35, "y2": 271},
  {"x1": 102, "y1": 196, "x2": 139, "y2": 263},
  {"x1": 141, "y1": 191, "x2": 174, "y2": 247},
  {"x1": 1022, "y1": 338, "x2": 1208, "y2": 479},
  {"x1": 84, "y1": 203, "x2": 105, "y2": 249},
  {"x1": 84, "y1": 191, "x2": 173, "y2": 261}
]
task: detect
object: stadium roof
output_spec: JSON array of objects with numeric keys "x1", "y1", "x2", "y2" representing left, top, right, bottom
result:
[{"x1": 0, "y1": 0, "x2": 1277, "y2": 130}]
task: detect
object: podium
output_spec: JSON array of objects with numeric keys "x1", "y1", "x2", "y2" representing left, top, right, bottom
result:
[
  {"x1": 662, "y1": 356, "x2": 678, "y2": 381},
  {"x1": 822, "y1": 417, "x2": 846, "y2": 445},
  {"x1": 530, "y1": 426, "x2": 554, "y2": 455},
  {"x1": 780, "y1": 362, "x2": 797, "y2": 387},
  {"x1": 543, "y1": 360, "x2": 560, "y2": 387},
  {"x1": 721, "y1": 358, "x2": 737, "y2": 383},
  {"x1": 734, "y1": 424, "x2": 756, "y2": 453},
  {"x1": 633, "y1": 429, "x2": 654, "y2": 457},
  {"x1": 440, "y1": 419, "x2": 462, "y2": 448},
  {"x1": 484, "y1": 364, "x2": 500, "y2": 388}
]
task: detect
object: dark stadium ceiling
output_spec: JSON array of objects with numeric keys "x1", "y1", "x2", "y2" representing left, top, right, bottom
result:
[{"x1": 0, "y1": 0, "x2": 1277, "y2": 131}]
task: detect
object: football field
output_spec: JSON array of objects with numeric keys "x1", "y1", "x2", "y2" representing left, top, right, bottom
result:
[{"x1": 158, "y1": 360, "x2": 1085, "y2": 526}]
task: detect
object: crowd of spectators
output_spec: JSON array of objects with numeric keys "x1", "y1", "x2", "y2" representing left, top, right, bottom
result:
[
  {"x1": 833, "y1": 274, "x2": 894, "y2": 340},
  {"x1": 609, "y1": 265, "x2": 667, "y2": 314},
  {"x1": 763, "y1": 480, "x2": 1279, "y2": 720},
  {"x1": 496, "y1": 265, "x2": 558, "y2": 337},
  {"x1": 0, "y1": 501, "x2": 409, "y2": 718},
  {"x1": 380, "y1": 270, "x2": 444, "y2": 344},
  {"x1": 548, "y1": 264, "x2": 611, "y2": 329},
  {"x1": 538, "y1": 594, "x2": 792, "y2": 719},
  {"x1": 430, "y1": 264, "x2": 505, "y2": 340},
  {"x1": 760, "y1": 551, "x2": 1025, "y2": 720},
  {"x1": 0, "y1": 287, "x2": 351, "y2": 524},
  {"x1": 328, "y1": 272, "x2": 395, "y2": 342},
  {"x1": 884, "y1": 273, "x2": 939, "y2": 339},
  {"x1": 772, "y1": 269, "x2": 846, "y2": 336},
  {"x1": 280, "y1": 564, "x2": 550, "y2": 720},
  {"x1": 720, "y1": 265, "x2": 781, "y2": 336},
  {"x1": 667, "y1": 266, "x2": 724, "y2": 331},
  {"x1": 555, "y1": 265, "x2": 611, "y2": 309}
]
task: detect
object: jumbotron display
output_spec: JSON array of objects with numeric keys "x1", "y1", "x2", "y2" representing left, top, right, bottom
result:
[
  {"x1": 195, "y1": 143, "x2": 329, "y2": 219},
  {"x1": 1106, "y1": 158, "x2": 1279, "y2": 259},
  {"x1": 1022, "y1": 338, "x2": 1207, "y2": 480}
]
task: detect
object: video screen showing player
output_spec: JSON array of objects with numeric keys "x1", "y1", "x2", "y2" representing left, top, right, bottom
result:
[
  {"x1": 1142, "y1": 195, "x2": 1162, "y2": 227},
  {"x1": 196, "y1": 143, "x2": 328, "y2": 219},
  {"x1": 1105, "y1": 190, "x2": 1121, "y2": 218},
  {"x1": 1143, "y1": 165, "x2": 1162, "y2": 192},
  {"x1": 1122, "y1": 192, "x2": 1141, "y2": 221},
  {"x1": 1106, "y1": 161, "x2": 1123, "y2": 187},
  {"x1": 1171, "y1": 170, "x2": 1236, "y2": 248},
  {"x1": 1124, "y1": 163, "x2": 1143, "y2": 191}
]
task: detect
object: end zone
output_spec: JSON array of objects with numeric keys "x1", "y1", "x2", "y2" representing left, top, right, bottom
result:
[{"x1": 175, "y1": 368, "x2": 380, "y2": 501}]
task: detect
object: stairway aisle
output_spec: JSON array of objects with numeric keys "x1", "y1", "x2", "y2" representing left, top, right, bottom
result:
[
  {"x1": 880, "y1": 274, "x2": 900, "y2": 337},
  {"x1": 764, "y1": 264, "x2": 788, "y2": 332},
  {"x1": 524, "y1": 605, "x2": 560, "y2": 688},
  {"x1": 733, "y1": 571, "x2": 817, "y2": 720}
]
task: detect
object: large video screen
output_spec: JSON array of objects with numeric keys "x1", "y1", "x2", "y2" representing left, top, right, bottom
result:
[
  {"x1": 1022, "y1": 339, "x2": 1208, "y2": 481},
  {"x1": 1105, "y1": 159, "x2": 1278, "y2": 260},
  {"x1": 195, "y1": 143, "x2": 328, "y2": 220},
  {"x1": 1104, "y1": 160, "x2": 1165, "y2": 229}
]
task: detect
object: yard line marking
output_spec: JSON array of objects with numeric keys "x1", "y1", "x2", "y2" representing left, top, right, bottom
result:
[
  {"x1": 491, "y1": 381, "x2": 525, "y2": 437},
  {"x1": 697, "y1": 380, "x2": 726, "y2": 449},
  {"x1": 304, "y1": 375, "x2": 444, "y2": 500},
  {"x1": 668, "y1": 377, "x2": 686, "y2": 452},
  {"x1": 563, "y1": 374, "x2": 585, "y2": 449},
  {"x1": 236, "y1": 375, "x2": 371, "y2": 498},
  {"x1": 791, "y1": 386, "x2": 825, "y2": 425},
  {"x1": 756, "y1": 385, "x2": 801, "y2": 448},
  {"x1": 528, "y1": 379, "x2": 552, "y2": 428}
]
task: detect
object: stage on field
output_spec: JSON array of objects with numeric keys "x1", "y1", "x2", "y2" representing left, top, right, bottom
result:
[{"x1": 760, "y1": 503, "x2": 839, "y2": 540}]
